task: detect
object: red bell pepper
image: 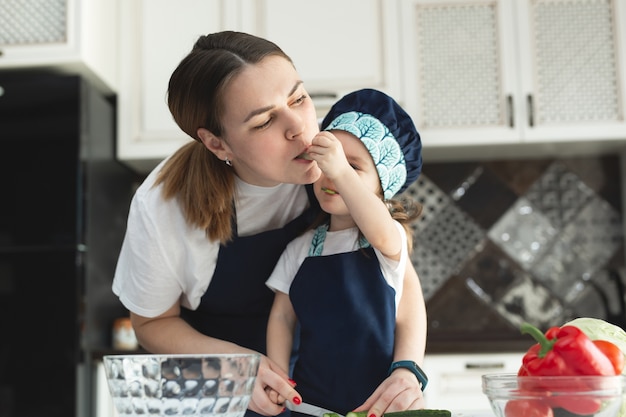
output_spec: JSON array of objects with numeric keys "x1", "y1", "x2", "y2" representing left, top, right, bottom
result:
[
  {"x1": 592, "y1": 339, "x2": 625, "y2": 375},
  {"x1": 519, "y1": 323, "x2": 616, "y2": 377},
  {"x1": 513, "y1": 322, "x2": 624, "y2": 416},
  {"x1": 504, "y1": 399, "x2": 553, "y2": 417}
]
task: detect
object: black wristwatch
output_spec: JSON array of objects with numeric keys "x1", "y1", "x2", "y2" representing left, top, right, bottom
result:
[{"x1": 388, "y1": 360, "x2": 428, "y2": 391}]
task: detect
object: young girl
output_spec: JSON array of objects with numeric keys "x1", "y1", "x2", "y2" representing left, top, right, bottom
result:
[{"x1": 266, "y1": 89, "x2": 426, "y2": 415}]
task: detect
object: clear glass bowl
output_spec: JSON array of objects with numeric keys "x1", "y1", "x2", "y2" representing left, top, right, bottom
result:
[
  {"x1": 103, "y1": 353, "x2": 260, "y2": 417},
  {"x1": 482, "y1": 373, "x2": 626, "y2": 417}
]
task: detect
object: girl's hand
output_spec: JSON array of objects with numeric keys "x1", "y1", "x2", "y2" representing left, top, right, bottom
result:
[
  {"x1": 352, "y1": 368, "x2": 426, "y2": 417},
  {"x1": 248, "y1": 355, "x2": 301, "y2": 416},
  {"x1": 307, "y1": 132, "x2": 351, "y2": 180}
]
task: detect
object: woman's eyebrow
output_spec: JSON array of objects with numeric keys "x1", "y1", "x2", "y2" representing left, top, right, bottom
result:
[{"x1": 243, "y1": 81, "x2": 304, "y2": 123}]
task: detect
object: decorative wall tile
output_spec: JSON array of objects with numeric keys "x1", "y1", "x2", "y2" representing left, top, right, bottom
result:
[
  {"x1": 410, "y1": 243, "x2": 454, "y2": 301},
  {"x1": 420, "y1": 162, "x2": 481, "y2": 194},
  {"x1": 417, "y1": 203, "x2": 485, "y2": 279},
  {"x1": 524, "y1": 161, "x2": 594, "y2": 229},
  {"x1": 456, "y1": 240, "x2": 523, "y2": 301},
  {"x1": 493, "y1": 272, "x2": 575, "y2": 329},
  {"x1": 403, "y1": 174, "x2": 487, "y2": 301},
  {"x1": 403, "y1": 175, "x2": 451, "y2": 232},
  {"x1": 455, "y1": 166, "x2": 519, "y2": 230},
  {"x1": 488, "y1": 198, "x2": 558, "y2": 270},
  {"x1": 415, "y1": 155, "x2": 625, "y2": 344},
  {"x1": 531, "y1": 196, "x2": 622, "y2": 301}
]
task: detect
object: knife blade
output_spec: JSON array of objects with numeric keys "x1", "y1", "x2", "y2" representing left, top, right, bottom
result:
[{"x1": 286, "y1": 400, "x2": 344, "y2": 417}]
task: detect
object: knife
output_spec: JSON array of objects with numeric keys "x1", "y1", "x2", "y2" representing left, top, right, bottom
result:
[{"x1": 286, "y1": 400, "x2": 345, "y2": 417}]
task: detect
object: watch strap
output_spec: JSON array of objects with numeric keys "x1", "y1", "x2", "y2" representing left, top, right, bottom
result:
[{"x1": 388, "y1": 360, "x2": 428, "y2": 391}]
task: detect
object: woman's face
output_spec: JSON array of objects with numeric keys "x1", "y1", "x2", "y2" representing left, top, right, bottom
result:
[{"x1": 212, "y1": 55, "x2": 322, "y2": 187}]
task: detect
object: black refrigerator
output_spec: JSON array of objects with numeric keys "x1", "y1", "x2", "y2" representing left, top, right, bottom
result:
[{"x1": 0, "y1": 71, "x2": 139, "y2": 417}]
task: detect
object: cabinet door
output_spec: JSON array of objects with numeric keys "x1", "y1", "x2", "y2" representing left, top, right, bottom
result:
[
  {"x1": 0, "y1": 0, "x2": 118, "y2": 93},
  {"x1": 399, "y1": 0, "x2": 521, "y2": 146},
  {"x1": 239, "y1": 0, "x2": 402, "y2": 117},
  {"x1": 516, "y1": 0, "x2": 626, "y2": 142},
  {"x1": 95, "y1": 361, "x2": 119, "y2": 417},
  {"x1": 423, "y1": 353, "x2": 524, "y2": 411},
  {"x1": 117, "y1": 0, "x2": 225, "y2": 171}
]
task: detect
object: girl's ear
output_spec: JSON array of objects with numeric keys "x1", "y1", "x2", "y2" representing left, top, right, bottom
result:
[{"x1": 197, "y1": 127, "x2": 231, "y2": 161}]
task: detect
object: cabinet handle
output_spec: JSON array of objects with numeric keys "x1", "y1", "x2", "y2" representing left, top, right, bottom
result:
[
  {"x1": 309, "y1": 92, "x2": 338, "y2": 100},
  {"x1": 527, "y1": 94, "x2": 534, "y2": 127},
  {"x1": 507, "y1": 95, "x2": 514, "y2": 128},
  {"x1": 465, "y1": 362, "x2": 505, "y2": 370}
]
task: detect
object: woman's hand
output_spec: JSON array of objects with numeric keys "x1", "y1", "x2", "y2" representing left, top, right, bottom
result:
[
  {"x1": 352, "y1": 368, "x2": 425, "y2": 417},
  {"x1": 248, "y1": 355, "x2": 301, "y2": 416}
]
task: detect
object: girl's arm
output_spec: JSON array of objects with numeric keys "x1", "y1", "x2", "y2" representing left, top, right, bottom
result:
[{"x1": 266, "y1": 291, "x2": 298, "y2": 374}]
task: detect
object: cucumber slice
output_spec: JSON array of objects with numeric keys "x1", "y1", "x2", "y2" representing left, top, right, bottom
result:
[{"x1": 342, "y1": 410, "x2": 451, "y2": 417}]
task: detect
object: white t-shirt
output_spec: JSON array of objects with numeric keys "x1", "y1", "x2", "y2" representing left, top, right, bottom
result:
[
  {"x1": 266, "y1": 223, "x2": 408, "y2": 315},
  {"x1": 112, "y1": 158, "x2": 309, "y2": 318}
]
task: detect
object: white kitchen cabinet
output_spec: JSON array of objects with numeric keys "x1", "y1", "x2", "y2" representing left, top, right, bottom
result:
[
  {"x1": 95, "y1": 361, "x2": 119, "y2": 417},
  {"x1": 422, "y1": 352, "x2": 524, "y2": 412},
  {"x1": 117, "y1": 0, "x2": 232, "y2": 172},
  {"x1": 398, "y1": 0, "x2": 626, "y2": 149},
  {"x1": 0, "y1": 0, "x2": 118, "y2": 94},
  {"x1": 116, "y1": 0, "x2": 402, "y2": 173},
  {"x1": 237, "y1": 0, "x2": 402, "y2": 114}
]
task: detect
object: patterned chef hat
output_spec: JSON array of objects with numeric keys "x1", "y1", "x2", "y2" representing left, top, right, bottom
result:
[{"x1": 321, "y1": 88, "x2": 422, "y2": 200}]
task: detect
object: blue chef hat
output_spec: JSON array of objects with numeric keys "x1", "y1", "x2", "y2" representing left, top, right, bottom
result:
[{"x1": 321, "y1": 88, "x2": 422, "y2": 200}]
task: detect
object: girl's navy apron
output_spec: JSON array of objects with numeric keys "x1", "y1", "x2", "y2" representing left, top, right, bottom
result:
[
  {"x1": 181, "y1": 185, "x2": 318, "y2": 417},
  {"x1": 289, "y1": 225, "x2": 396, "y2": 416}
]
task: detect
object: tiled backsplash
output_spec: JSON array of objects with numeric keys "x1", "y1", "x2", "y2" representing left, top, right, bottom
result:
[{"x1": 402, "y1": 155, "x2": 625, "y2": 351}]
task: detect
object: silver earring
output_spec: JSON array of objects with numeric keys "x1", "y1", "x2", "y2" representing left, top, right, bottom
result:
[{"x1": 225, "y1": 158, "x2": 232, "y2": 166}]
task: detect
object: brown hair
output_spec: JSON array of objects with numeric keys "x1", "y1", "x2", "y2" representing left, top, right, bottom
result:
[
  {"x1": 155, "y1": 31, "x2": 294, "y2": 244},
  {"x1": 387, "y1": 196, "x2": 422, "y2": 253}
]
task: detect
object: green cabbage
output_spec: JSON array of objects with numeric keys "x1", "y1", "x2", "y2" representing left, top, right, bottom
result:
[
  {"x1": 565, "y1": 317, "x2": 626, "y2": 374},
  {"x1": 565, "y1": 318, "x2": 626, "y2": 417}
]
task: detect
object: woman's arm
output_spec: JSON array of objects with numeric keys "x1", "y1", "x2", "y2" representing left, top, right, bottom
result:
[
  {"x1": 131, "y1": 302, "x2": 301, "y2": 416},
  {"x1": 353, "y1": 263, "x2": 427, "y2": 415}
]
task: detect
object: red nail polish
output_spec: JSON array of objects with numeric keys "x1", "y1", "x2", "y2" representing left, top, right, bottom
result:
[
  {"x1": 293, "y1": 397, "x2": 301, "y2": 405},
  {"x1": 369, "y1": 414, "x2": 376, "y2": 417},
  {"x1": 282, "y1": 407, "x2": 286, "y2": 413},
  {"x1": 288, "y1": 378, "x2": 297, "y2": 386}
]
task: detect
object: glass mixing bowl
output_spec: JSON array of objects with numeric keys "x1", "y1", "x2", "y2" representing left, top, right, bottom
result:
[
  {"x1": 103, "y1": 353, "x2": 260, "y2": 417},
  {"x1": 482, "y1": 373, "x2": 626, "y2": 417}
]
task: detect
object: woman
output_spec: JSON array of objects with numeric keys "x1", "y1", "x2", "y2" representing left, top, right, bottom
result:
[{"x1": 112, "y1": 31, "x2": 427, "y2": 416}]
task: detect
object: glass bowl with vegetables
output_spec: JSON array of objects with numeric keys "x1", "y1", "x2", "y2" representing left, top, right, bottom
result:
[
  {"x1": 483, "y1": 320, "x2": 626, "y2": 417},
  {"x1": 103, "y1": 353, "x2": 260, "y2": 417},
  {"x1": 483, "y1": 373, "x2": 626, "y2": 417}
]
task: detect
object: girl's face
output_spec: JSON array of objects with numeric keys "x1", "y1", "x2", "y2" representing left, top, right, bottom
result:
[
  {"x1": 204, "y1": 55, "x2": 322, "y2": 187},
  {"x1": 314, "y1": 130, "x2": 382, "y2": 225}
]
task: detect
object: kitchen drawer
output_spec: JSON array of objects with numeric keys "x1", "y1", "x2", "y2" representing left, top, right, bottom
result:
[{"x1": 423, "y1": 352, "x2": 524, "y2": 412}]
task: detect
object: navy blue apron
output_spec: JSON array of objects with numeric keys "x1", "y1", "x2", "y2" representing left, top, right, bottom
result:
[
  {"x1": 289, "y1": 225, "x2": 396, "y2": 415},
  {"x1": 180, "y1": 185, "x2": 318, "y2": 417}
]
